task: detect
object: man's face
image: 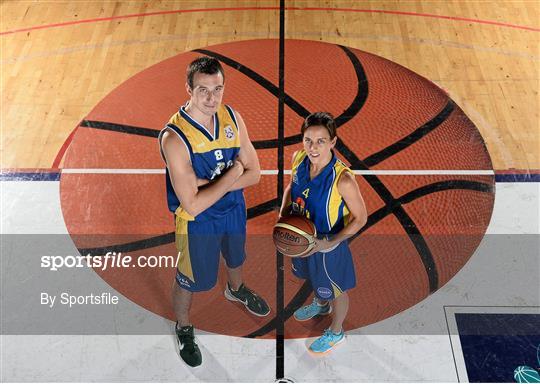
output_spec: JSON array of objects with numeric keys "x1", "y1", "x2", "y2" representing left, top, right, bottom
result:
[{"x1": 186, "y1": 71, "x2": 225, "y2": 117}]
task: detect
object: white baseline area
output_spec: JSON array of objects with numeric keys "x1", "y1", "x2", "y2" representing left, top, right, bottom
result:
[{"x1": 1, "y1": 180, "x2": 537, "y2": 382}]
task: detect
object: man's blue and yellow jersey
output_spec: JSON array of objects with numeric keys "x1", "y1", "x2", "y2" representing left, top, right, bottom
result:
[
  {"x1": 158, "y1": 103, "x2": 243, "y2": 221},
  {"x1": 290, "y1": 150, "x2": 352, "y2": 236}
]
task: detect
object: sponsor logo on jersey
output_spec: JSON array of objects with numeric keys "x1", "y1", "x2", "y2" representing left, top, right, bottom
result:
[
  {"x1": 177, "y1": 276, "x2": 191, "y2": 288},
  {"x1": 292, "y1": 197, "x2": 310, "y2": 219},
  {"x1": 224, "y1": 125, "x2": 235, "y2": 140},
  {"x1": 292, "y1": 170, "x2": 298, "y2": 184},
  {"x1": 209, "y1": 160, "x2": 234, "y2": 180},
  {"x1": 317, "y1": 287, "x2": 332, "y2": 299}
]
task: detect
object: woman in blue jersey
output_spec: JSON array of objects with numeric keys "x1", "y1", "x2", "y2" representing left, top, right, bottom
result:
[{"x1": 279, "y1": 112, "x2": 368, "y2": 354}]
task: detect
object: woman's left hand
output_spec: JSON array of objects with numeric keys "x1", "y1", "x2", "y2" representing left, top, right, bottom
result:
[{"x1": 300, "y1": 237, "x2": 333, "y2": 258}]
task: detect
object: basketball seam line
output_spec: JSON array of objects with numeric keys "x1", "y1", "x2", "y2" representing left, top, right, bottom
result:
[
  {"x1": 337, "y1": 138, "x2": 441, "y2": 292},
  {"x1": 362, "y1": 100, "x2": 456, "y2": 167}
]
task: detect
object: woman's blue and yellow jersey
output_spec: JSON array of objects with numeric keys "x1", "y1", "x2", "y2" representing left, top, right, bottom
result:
[
  {"x1": 158, "y1": 103, "x2": 244, "y2": 221},
  {"x1": 290, "y1": 149, "x2": 357, "y2": 300},
  {"x1": 290, "y1": 149, "x2": 352, "y2": 236}
]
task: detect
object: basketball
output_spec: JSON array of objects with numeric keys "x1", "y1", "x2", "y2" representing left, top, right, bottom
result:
[
  {"x1": 514, "y1": 366, "x2": 540, "y2": 383},
  {"x1": 273, "y1": 215, "x2": 317, "y2": 257},
  {"x1": 59, "y1": 39, "x2": 495, "y2": 338}
]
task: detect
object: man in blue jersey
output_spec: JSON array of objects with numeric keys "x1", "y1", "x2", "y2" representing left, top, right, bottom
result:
[{"x1": 159, "y1": 57, "x2": 270, "y2": 367}]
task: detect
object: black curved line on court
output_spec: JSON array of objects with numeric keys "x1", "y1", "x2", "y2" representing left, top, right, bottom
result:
[
  {"x1": 194, "y1": 48, "x2": 309, "y2": 124},
  {"x1": 350, "y1": 179, "x2": 494, "y2": 242},
  {"x1": 78, "y1": 232, "x2": 174, "y2": 256},
  {"x1": 79, "y1": 44, "x2": 368, "y2": 148},
  {"x1": 333, "y1": 45, "x2": 369, "y2": 128},
  {"x1": 363, "y1": 100, "x2": 455, "y2": 167},
  {"x1": 194, "y1": 45, "x2": 368, "y2": 146},
  {"x1": 76, "y1": 176, "x2": 492, "y2": 263},
  {"x1": 244, "y1": 178, "x2": 494, "y2": 338},
  {"x1": 335, "y1": 137, "x2": 440, "y2": 293},
  {"x1": 77, "y1": 198, "x2": 278, "y2": 255},
  {"x1": 80, "y1": 119, "x2": 160, "y2": 137}
]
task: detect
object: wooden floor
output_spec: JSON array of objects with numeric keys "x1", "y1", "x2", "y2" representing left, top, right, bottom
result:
[
  {"x1": 1, "y1": 3, "x2": 539, "y2": 382},
  {"x1": 1, "y1": 0, "x2": 538, "y2": 171}
]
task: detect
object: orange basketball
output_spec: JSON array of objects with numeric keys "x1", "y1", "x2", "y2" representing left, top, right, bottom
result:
[{"x1": 273, "y1": 215, "x2": 317, "y2": 257}]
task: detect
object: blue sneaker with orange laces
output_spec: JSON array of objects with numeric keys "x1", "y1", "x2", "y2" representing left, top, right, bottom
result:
[
  {"x1": 309, "y1": 328, "x2": 345, "y2": 354},
  {"x1": 293, "y1": 298, "x2": 332, "y2": 321}
]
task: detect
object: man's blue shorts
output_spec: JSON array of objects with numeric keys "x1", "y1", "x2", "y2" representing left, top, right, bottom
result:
[
  {"x1": 175, "y1": 202, "x2": 246, "y2": 292},
  {"x1": 292, "y1": 241, "x2": 356, "y2": 300}
]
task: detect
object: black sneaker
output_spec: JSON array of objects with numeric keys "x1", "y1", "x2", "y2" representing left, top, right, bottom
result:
[
  {"x1": 224, "y1": 282, "x2": 271, "y2": 317},
  {"x1": 175, "y1": 323, "x2": 202, "y2": 367}
]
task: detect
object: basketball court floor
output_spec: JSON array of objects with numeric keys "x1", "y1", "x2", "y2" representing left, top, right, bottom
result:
[{"x1": 1, "y1": 1, "x2": 539, "y2": 382}]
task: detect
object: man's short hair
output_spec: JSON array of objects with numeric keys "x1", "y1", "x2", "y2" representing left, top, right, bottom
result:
[
  {"x1": 186, "y1": 56, "x2": 225, "y2": 88},
  {"x1": 301, "y1": 112, "x2": 337, "y2": 139}
]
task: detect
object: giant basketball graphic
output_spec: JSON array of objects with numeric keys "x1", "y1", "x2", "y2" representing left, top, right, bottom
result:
[{"x1": 58, "y1": 39, "x2": 495, "y2": 338}]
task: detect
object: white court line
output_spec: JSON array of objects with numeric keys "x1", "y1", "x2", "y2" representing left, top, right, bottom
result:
[
  {"x1": 61, "y1": 168, "x2": 495, "y2": 176},
  {"x1": 61, "y1": 169, "x2": 164, "y2": 174}
]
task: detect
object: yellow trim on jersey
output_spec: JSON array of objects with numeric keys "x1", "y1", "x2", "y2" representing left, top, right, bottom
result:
[
  {"x1": 328, "y1": 160, "x2": 353, "y2": 228},
  {"x1": 175, "y1": 206, "x2": 195, "y2": 221},
  {"x1": 175, "y1": 215, "x2": 195, "y2": 282},
  {"x1": 168, "y1": 105, "x2": 240, "y2": 154},
  {"x1": 292, "y1": 149, "x2": 308, "y2": 170},
  {"x1": 331, "y1": 282, "x2": 343, "y2": 298},
  {"x1": 291, "y1": 149, "x2": 307, "y2": 187}
]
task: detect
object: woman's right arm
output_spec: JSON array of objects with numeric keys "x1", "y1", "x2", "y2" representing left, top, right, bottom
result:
[
  {"x1": 278, "y1": 151, "x2": 298, "y2": 218},
  {"x1": 279, "y1": 182, "x2": 292, "y2": 218}
]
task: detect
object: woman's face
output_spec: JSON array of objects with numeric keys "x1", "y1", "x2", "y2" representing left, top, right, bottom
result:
[{"x1": 302, "y1": 125, "x2": 337, "y2": 166}]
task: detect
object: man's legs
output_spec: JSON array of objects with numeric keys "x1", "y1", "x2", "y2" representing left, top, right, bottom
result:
[
  {"x1": 221, "y1": 204, "x2": 270, "y2": 317},
  {"x1": 226, "y1": 264, "x2": 242, "y2": 291},
  {"x1": 172, "y1": 281, "x2": 193, "y2": 327},
  {"x1": 172, "y1": 281, "x2": 202, "y2": 368},
  {"x1": 172, "y1": 216, "x2": 221, "y2": 368}
]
